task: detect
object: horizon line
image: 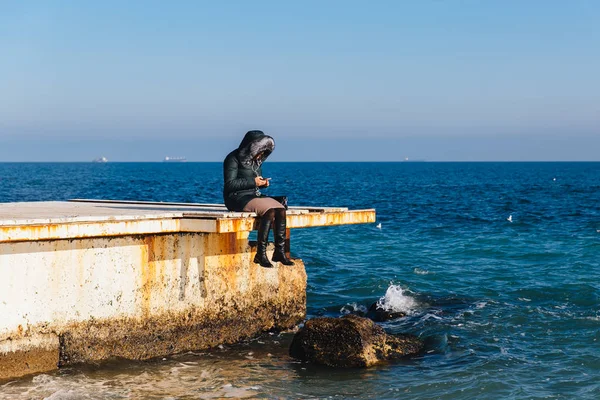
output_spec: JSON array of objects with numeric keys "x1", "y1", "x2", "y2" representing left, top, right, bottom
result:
[{"x1": 1, "y1": 160, "x2": 599, "y2": 163}]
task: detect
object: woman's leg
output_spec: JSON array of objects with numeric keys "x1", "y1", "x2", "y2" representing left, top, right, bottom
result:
[
  {"x1": 243, "y1": 198, "x2": 284, "y2": 267},
  {"x1": 254, "y1": 209, "x2": 275, "y2": 268},
  {"x1": 272, "y1": 208, "x2": 294, "y2": 265}
]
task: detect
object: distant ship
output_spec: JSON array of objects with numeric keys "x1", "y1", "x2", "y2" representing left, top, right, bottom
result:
[
  {"x1": 403, "y1": 157, "x2": 425, "y2": 162},
  {"x1": 163, "y1": 156, "x2": 187, "y2": 163},
  {"x1": 92, "y1": 156, "x2": 108, "y2": 163}
]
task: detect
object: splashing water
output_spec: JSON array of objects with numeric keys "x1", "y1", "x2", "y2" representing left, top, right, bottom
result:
[{"x1": 376, "y1": 284, "x2": 418, "y2": 314}]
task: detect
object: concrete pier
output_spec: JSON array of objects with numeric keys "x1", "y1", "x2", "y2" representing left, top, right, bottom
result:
[{"x1": 0, "y1": 200, "x2": 375, "y2": 380}]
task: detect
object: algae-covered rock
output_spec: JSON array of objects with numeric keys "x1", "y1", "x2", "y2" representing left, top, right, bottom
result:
[{"x1": 289, "y1": 314, "x2": 422, "y2": 368}]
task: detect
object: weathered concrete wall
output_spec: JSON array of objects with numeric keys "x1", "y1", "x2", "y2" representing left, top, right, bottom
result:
[
  {"x1": 0, "y1": 201, "x2": 375, "y2": 381},
  {"x1": 0, "y1": 231, "x2": 306, "y2": 380}
]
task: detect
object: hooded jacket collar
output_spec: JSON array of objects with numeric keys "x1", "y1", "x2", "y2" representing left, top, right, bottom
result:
[{"x1": 237, "y1": 130, "x2": 275, "y2": 167}]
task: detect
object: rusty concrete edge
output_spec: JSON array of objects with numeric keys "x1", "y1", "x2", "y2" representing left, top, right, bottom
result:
[
  {"x1": 0, "y1": 209, "x2": 376, "y2": 243},
  {"x1": 214, "y1": 209, "x2": 376, "y2": 233}
]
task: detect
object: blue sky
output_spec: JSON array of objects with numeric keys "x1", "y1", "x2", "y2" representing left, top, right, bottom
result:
[{"x1": 1, "y1": 1, "x2": 599, "y2": 161}]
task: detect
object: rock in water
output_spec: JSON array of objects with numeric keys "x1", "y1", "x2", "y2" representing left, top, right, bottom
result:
[
  {"x1": 367, "y1": 302, "x2": 406, "y2": 322},
  {"x1": 289, "y1": 314, "x2": 422, "y2": 367}
]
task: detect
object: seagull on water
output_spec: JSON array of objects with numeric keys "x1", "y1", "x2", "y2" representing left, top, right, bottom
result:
[
  {"x1": 376, "y1": 223, "x2": 382, "y2": 229},
  {"x1": 507, "y1": 215, "x2": 513, "y2": 223}
]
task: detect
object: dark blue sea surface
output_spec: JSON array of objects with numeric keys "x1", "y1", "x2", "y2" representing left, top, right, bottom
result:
[{"x1": 1, "y1": 162, "x2": 599, "y2": 399}]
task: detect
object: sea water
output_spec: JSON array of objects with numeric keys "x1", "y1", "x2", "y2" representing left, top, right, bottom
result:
[{"x1": 0, "y1": 162, "x2": 599, "y2": 399}]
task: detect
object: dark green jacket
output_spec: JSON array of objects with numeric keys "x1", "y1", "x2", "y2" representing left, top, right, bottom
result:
[{"x1": 223, "y1": 131, "x2": 274, "y2": 211}]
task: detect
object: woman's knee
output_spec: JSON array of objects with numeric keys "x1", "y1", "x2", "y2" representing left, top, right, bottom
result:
[
  {"x1": 261, "y1": 208, "x2": 276, "y2": 219},
  {"x1": 273, "y1": 207, "x2": 285, "y2": 215}
]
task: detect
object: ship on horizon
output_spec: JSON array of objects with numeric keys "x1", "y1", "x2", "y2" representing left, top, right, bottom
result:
[
  {"x1": 92, "y1": 156, "x2": 108, "y2": 163},
  {"x1": 163, "y1": 156, "x2": 187, "y2": 163}
]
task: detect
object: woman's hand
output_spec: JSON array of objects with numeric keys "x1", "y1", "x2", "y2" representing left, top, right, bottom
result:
[{"x1": 255, "y1": 176, "x2": 270, "y2": 188}]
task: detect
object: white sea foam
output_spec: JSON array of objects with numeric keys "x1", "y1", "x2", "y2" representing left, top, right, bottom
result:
[
  {"x1": 475, "y1": 301, "x2": 487, "y2": 309},
  {"x1": 376, "y1": 284, "x2": 418, "y2": 314},
  {"x1": 420, "y1": 313, "x2": 442, "y2": 321},
  {"x1": 219, "y1": 384, "x2": 258, "y2": 399},
  {"x1": 32, "y1": 374, "x2": 54, "y2": 384},
  {"x1": 413, "y1": 267, "x2": 433, "y2": 275},
  {"x1": 43, "y1": 390, "x2": 82, "y2": 400}
]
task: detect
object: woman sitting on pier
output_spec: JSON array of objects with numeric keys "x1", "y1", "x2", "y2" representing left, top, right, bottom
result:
[{"x1": 223, "y1": 130, "x2": 294, "y2": 268}]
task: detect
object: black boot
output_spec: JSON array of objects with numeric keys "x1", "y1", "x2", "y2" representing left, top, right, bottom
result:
[
  {"x1": 272, "y1": 208, "x2": 294, "y2": 265},
  {"x1": 254, "y1": 209, "x2": 275, "y2": 268}
]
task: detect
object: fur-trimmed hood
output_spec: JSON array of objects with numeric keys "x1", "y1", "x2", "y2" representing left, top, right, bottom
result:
[{"x1": 237, "y1": 130, "x2": 275, "y2": 167}]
